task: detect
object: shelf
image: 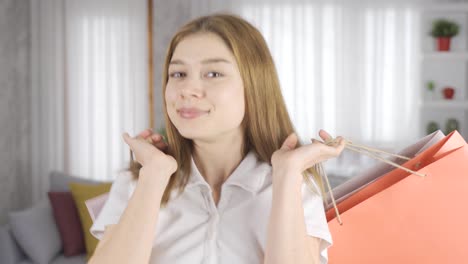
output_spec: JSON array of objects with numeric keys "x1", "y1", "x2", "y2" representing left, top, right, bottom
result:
[
  {"x1": 420, "y1": 6, "x2": 468, "y2": 141},
  {"x1": 422, "y1": 100, "x2": 468, "y2": 109},
  {"x1": 422, "y1": 52, "x2": 468, "y2": 60}
]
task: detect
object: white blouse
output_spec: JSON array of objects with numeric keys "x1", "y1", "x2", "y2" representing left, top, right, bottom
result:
[{"x1": 90, "y1": 151, "x2": 332, "y2": 264}]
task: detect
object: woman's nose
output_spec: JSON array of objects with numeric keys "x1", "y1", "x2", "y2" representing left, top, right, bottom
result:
[{"x1": 179, "y1": 77, "x2": 204, "y2": 99}]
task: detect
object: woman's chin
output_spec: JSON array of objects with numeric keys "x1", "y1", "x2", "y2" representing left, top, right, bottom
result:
[{"x1": 177, "y1": 129, "x2": 210, "y2": 141}]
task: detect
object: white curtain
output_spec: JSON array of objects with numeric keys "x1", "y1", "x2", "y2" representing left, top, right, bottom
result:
[
  {"x1": 241, "y1": 2, "x2": 421, "y2": 146},
  {"x1": 158, "y1": 0, "x2": 422, "y2": 177},
  {"x1": 239, "y1": 1, "x2": 421, "y2": 176},
  {"x1": 30, "y1": 0, "x2": 148, "y2": 201}
]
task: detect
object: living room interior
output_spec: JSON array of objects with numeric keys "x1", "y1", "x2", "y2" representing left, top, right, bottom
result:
[{"x1": 1, "y1": 0, "x2": 468, "y2": 263}]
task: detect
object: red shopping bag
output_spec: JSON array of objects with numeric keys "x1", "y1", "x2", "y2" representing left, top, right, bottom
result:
[
  {"x1": 327, "y1": 132, "x2": 468, "y2": 263},
  {"x1": 326, "y1": 130, "x2": 466, "y2": 221}
]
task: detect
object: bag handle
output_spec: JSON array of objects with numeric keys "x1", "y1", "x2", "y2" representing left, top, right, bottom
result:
[{"x1": 322, "y1": 138, "x2": 426, "y2": 225}]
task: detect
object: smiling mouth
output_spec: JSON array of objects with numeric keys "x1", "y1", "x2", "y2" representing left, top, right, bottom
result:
[{"x1": 177, "y1": 109, "x2": 210, "y2": 119}]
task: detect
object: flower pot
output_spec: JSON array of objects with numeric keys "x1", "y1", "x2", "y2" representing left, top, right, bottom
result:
[
  {"x1": 437, "y1": 37, "x2": 451, "y2": 51},
  {"x1": 442, "y1": 87, "x2": 455, "y2": 99}
]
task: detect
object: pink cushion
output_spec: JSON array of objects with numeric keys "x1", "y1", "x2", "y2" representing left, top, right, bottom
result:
[{"x1": 47, "y1": 192, "x2": 86, "y2": 256}]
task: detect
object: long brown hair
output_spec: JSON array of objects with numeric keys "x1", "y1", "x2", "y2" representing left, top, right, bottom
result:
[{"x1": 128, "y1": 13, "x2": 325, "y2": 206}]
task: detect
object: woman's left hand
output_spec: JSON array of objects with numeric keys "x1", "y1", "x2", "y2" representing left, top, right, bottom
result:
[{"x1": 271, "y1": 129, "x2": 346, "y2": 186}]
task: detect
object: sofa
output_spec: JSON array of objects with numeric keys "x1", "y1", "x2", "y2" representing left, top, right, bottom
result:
[{"x1": 0, "y1": 171, "x2": 110, "y2": 264}]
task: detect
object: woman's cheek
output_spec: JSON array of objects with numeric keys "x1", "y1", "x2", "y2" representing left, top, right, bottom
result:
[
  {"x1": 165, "y1": 88, "x2": 179, "y2": 108},
  {"x1": 165, "y1": 85, "x2": 176, "y2": 101}
]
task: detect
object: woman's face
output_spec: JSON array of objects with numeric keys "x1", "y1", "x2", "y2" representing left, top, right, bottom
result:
[{"x1": 165, "y1": 32, "x2": 245, "y2": 142}]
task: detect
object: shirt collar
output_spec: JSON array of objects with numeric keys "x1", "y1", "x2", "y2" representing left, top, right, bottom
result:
[{"x1": 185, "y1": 150, "x2": 271, "y2": 194}]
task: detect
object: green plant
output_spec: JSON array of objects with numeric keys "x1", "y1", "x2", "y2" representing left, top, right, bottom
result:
[
  {"x1": 430, "y1": 19, "x2": 459, "y2": 38},
  {"x1": 427, "y1": 81, "x2": 435, "y2": 91},
  {"x1": 426, "y1": 121, "x2": 439, "y2": 135},
  {"x1": 445, "y1": 118, "x2": 459, "y2": 134}
]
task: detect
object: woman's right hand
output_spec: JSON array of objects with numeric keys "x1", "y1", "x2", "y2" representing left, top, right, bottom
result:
[
  {"x1": 122, "y1": 129, "x2": 177, "y2": 175},
  {"x1": 135, "y1": 128, "x2": 169, "y2": 153}
]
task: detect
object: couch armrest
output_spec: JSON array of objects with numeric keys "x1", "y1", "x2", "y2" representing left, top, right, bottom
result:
[{"x1": 0, "y1": 224, "x2": 26, "y2": 264}]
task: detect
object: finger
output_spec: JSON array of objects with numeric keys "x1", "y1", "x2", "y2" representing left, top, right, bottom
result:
[
  {"x1": 312, "y1": 136, "x2": 344, "y2": 149},
  {"x1": 336, "y1": 136, "x2": 345, "y2": 146},
  {"x1": 151, "y1": 134, "x2": 163, "y2": 142},
  {"x1": 135, "y1": 130, "x2": 152, "y2": 140},
  {"x1": 331, "y1": 137, "x2": 346, "y2": 151},
  {"x1": 138, "y1": 128, "x2": 153, "y2": 138},
  {"x1": 311, "y1": 138, "x2": 324, "y2": 144},
  {"x1": 338, "y1": 139, "x2": 346, "y2": 150},
  {"x1": 122, "y1": 132, "x2": 133, "y2": 146},
  {"x1": 325, "y1": 136, "x2": 345, "y2": 147},
  {"x1": 321, "y1": 146, "x2": 344, "y2": 158},
  {"x1": 156, "y1": 143, "x2": 169, "y2": 153},
  {"x1": 319, "y1": 129, "x2": 332, "y2": 141},
  {"x1": 281, "y1": 133, "x2": 298, "y2": 150},
  {"x1": 123, "y1": 132, "x2": 145, "y2": 147},
  {"x1": 145, "y1": 137, "x2": 154, "y2": 144},
  {"x1": 135, "y1": 134, "x2": 145, "y2": 141},
  {"x1": 155, "y1": 141, "x2": 168, "y2": 149}
]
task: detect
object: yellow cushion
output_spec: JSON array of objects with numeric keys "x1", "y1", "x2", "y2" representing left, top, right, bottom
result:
[{"x1": 69, "y1": 182, "x2": 112, "y2": 260}]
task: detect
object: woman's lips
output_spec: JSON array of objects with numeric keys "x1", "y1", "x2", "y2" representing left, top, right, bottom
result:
[{"x1": 177, "y1": 108, "x2": 209, "y2": 119}]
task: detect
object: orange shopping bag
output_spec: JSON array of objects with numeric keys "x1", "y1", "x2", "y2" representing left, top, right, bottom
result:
[
  {"x1": 326, "y1": 132, "x2": 468, "y2": 263},
  {"x1": 326, "y1": 130, "x2": 466, "y2": 221}
]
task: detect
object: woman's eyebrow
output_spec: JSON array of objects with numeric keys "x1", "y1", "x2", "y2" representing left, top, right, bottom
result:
[{"x1": 169, "y1": 58, "x2": 232, "y2": 65}]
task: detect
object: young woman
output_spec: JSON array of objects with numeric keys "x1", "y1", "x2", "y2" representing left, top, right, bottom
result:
[{"x1": 89, "y1": 14, "x2": 345, "y2": 264}]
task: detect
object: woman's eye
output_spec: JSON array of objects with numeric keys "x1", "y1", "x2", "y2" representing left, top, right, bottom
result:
[
  {"x1": 206, "y1": 72, "x2": 223, "y2": 78},
  {"x1": 169, "y1": 72, "x2": 186, "y2": 78}
]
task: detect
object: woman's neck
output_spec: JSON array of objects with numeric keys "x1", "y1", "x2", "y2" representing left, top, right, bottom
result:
[{"x1": 192, "y1": 130, "x2": 245, "y2": 192}]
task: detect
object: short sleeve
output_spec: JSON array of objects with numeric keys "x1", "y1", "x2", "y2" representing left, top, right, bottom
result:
[
  {"x1": 89, "y1": 170, "x2": 136, "y2": 240},
  {"x1": 302, "y1": 178, "x2": 333, "y2": 264}
]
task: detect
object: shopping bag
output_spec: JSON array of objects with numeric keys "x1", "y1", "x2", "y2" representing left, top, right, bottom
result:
[
  {"x1": 327, "y1": 136, "x2": 468, "y2": 263},
  {"x1": 326, "y1": 130, "x2": 466, "y2": 221},
  {"x1": 325, "y1": 130, "x2": 445, "y2": 211}
]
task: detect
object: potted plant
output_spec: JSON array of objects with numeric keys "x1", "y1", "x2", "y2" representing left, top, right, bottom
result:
[
  {"x1": 445, "y1": 118, "x2": 459, "y2": 134},
  {"x1": 426, "y1": 121, "x2": 439, "y2": 135},
  {"x1": 430, "y1": 19, "x2": 460, "y2": 51},
  {"x1": 426, "y1": 80, "x2": 435, "y2": 100}
]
